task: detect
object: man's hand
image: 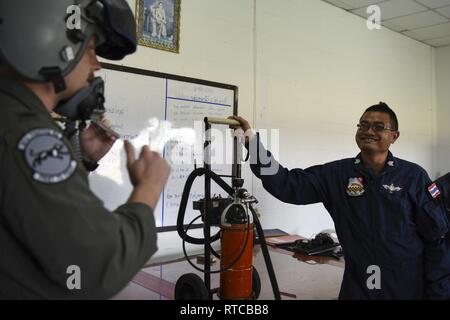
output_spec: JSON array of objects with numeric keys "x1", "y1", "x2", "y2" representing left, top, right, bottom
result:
[
  {"x1": 228, "y1": 115, "x2": 252, "y2": 131},
  {"x1": 80, "y1": 114, "x2": 117, "y2": 162},
  {"x1": 124, "y1": 140, "x2": 170, "y2": 209},
  {"x1": 227, "y1": 115, "x2": 255, "y2": 142}
]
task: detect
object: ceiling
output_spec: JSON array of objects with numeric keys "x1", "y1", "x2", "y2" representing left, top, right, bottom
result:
[{"x1": 322, "y1": 0, "x2": 450, "y2": 47}]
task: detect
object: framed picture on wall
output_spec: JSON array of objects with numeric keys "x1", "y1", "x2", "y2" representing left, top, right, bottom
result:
[{"x1": 136, "y1": 0, "x2": 181, "y2": 53}]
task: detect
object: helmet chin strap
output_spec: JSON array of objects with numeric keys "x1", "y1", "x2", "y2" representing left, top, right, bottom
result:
[{"x1": 54, "y1": 77, "x2": 105, "y2": 121}]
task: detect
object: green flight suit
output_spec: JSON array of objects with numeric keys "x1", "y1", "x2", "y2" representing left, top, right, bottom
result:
[{"x1": 0, "y1": 78, "x2": 157, "y2": 299}]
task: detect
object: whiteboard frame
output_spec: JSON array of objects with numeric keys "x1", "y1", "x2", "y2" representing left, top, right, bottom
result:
[{"x1": 101, "y1": 63, "x2": 238, "y2": 233}]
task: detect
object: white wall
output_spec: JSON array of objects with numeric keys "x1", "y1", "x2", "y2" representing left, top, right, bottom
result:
[
  {"x1": 434, "y1": 46, "x2": 450, "y2": 179},
  {"x1": 103, "y1": 0, "x2": 438, "y2": 243}
]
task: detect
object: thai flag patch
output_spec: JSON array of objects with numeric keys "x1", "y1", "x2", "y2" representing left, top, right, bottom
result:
[{"x1": 428, "y1": 183, "x2": 441, "y2": 199}]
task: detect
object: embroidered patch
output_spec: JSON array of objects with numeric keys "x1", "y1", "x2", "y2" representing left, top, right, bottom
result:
[
  {"x1": 382, "y1": 184, "x2": 402, "y2": 193},
  {"x1": 347, "y1": 177, "x2": 365, "y2": 197},
  {"x1": 17, "y1": 128, "x2": 77, "y2": 184},
  {"x1": 428, "y1": 183, "x2": 441, "y2": 199}
]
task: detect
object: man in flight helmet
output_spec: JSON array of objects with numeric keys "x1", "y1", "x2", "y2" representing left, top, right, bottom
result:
[{"x1": 0, "y1": 0, "x2": 170, "y2": 299}]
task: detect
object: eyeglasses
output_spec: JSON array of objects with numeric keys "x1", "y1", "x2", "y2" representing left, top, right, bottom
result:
[{"x1": 357, "y1": 122, "x2": 396, "y2": 132}]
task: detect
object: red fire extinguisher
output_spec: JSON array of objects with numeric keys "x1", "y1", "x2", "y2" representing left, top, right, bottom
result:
[{"x1": 219, "y1": 200, "x2": 254, "y2": 299}]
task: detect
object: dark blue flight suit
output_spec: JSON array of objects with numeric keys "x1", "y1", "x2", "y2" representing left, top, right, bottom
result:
[
  {"x1": 249, "y1": 136, "x2": 449, "y2": 299},
  {"x1": 434, "y1": 173, "x2": 450, "y2": 212},
  {"x1": 425, "y1": 173, "x2": 450, "y2": 299}
]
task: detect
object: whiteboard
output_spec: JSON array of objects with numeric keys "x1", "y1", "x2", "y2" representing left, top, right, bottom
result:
[{"x1": 89, "y1": 64, "x2": 237, "y2": 230}]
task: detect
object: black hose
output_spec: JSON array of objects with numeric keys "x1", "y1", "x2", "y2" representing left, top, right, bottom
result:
[
  {"x1": 176, "y1": 168, "x2": 209, "y2": 244},
  {"x1": 176, "y1": 168, "x2": 234, "y2": 244},
  {"x1": 249, "y1": 205, "x2": 281, "y2": 300}
]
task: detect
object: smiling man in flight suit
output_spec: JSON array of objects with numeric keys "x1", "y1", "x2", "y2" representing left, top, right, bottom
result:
[
  {"x1": 230, "y1": 103, "x2": 449, "y2": 299},
  {"x1": 0, "y1": 0, "x2": 170, "y2": 299}
]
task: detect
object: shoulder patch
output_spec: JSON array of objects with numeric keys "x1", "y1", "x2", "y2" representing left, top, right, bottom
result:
[
  {"x1": 17, "y1": 128, "x2": 77, "y2": 184},
  {"x1": 428, "y1": 183, "x2": 441, "y2": 199}
]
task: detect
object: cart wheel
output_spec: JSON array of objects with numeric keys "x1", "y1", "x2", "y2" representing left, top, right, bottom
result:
[
  {"x1": 175, "y1": 273, "x2": 209, "y2": 300},
  {"x1": 252, "y1": 267, "x2": 261, "y2": 300}
]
